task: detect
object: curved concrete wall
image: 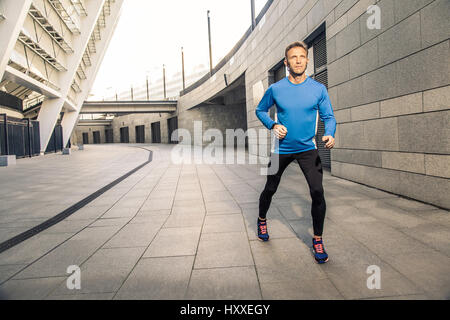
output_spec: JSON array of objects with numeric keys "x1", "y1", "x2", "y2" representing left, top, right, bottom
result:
[{"x1": 180, "y1": 0, "x2": 450, "y2": 209}]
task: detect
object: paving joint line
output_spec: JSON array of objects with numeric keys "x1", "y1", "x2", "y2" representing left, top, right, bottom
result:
[
  {"x1": 110, "y1": 155, "x2": 175, "y2": 300},
  {"x1": 209, "y1": 164, "x2": 263, "y2": 299},
  {"x1": 184, "y1": 161, "x2": 208, "y2": 299}
]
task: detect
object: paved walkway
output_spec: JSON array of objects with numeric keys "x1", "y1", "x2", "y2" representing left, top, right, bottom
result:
[
  {"x1": 0, "y1": 144, "x2": 448, "y2": 300},
  {"x1": 0, "y1": 144, "x2": 150, "y2": 243}
]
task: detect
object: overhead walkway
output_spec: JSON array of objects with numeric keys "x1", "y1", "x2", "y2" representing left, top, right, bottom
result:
[
  {"x1": 80, "y1": 100, "x2": 177, "y2": 114},
  {"x1": 77, "y1": 119, "x2": 113, "y2": 126}
]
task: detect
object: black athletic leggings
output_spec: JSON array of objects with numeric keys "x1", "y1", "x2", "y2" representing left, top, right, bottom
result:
[{"x1": 258, "y1": 149, "x2": 326, "y2": 237}]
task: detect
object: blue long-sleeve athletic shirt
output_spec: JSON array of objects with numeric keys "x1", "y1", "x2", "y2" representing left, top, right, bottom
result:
[{"x1": 255, "y1": 76, "x2": 336, "y2": 154}]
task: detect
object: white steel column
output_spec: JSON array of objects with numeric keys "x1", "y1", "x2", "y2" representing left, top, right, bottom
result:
[
  {"x1": 0, "y1": 0, "x2": 32, "y2": 81},
  {"x1": 37, "y1": 0, "x2": 106, "y2": 153},
  {"x1": 61, "y1": 0, "x2": 124, "y2": 147}
]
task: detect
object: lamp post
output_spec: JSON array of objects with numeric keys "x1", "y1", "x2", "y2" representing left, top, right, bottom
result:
[
  {"x1": 207, "y1": 10, "x2": 212, "y2": 74},
  {"x1": 146, "y1": 74, "x2": 150, "y2": 100},
  {"x1": 251, "y1": 0, "x2": 256, "y2": 30},
  {"x1": 163, "y1": 64, "x2": 166, "y2": 100},
  {"x1": 181, "y1": 47, "x2": 185, "y2": 91}
]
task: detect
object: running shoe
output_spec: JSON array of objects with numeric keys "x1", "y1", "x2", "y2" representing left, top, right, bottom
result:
[
  {"x1": 312, "y1": 237, "x2": 329, "y2": 264},
  {"x1": 257, "y1": 218, "x2": 269, "y2": 241}
]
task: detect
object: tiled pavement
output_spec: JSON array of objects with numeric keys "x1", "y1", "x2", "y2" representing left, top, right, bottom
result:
[
  {"x1": 0, "y1": 144, "x2": 151, "y2": 243},
  {"x1": 0, "y1": 144, "x2": 448, "y2": 300}
]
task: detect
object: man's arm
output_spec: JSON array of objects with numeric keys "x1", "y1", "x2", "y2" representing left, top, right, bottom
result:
[
  {"x1": 255, "y1": 85, "x2": 277, "y2": 130},
  {"x1": 318, "y1": 85, "x2": 337, "y2": 138}
]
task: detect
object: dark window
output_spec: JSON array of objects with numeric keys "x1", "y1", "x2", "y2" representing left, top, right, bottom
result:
[
  {"x1": 105, "y1": 129, "x2": 113, "y2": 143},
  {"x1": 93, "y1": 131, "x2": 101, "y2": 144},
  {"x1": 268, "y1": 61, "x2": 287, "y2": 119},
  {"x1": 305, "y1": 24, "x2": 331, "y2": 170},
  {"x1": 167, "y1": 117, "x2": 178, "y2": 144},
  {"x1": 151, "y1": 121, "x2": 161, "y2": 143},
  {"x1": 135, "y1": 125, "x2": 145, "y2": 143},
  {"x1": 120, "y1": 127, "x2": 129, "y2": 143},
  {"x1": 82, "y1": 132, "x2": 89, "y2": 144}
]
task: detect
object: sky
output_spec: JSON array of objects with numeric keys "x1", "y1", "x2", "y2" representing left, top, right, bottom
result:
[{"x1": 90, "y1": 0, "x2": 267, "y2": 99}]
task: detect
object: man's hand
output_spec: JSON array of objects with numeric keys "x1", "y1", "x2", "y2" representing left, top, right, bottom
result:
[
  {"x1": 322, "y1": 136, "x2": 335, "y2": 149},
  {"x1": 273, "y1": 124, "x2": 287, "y2": 139}
]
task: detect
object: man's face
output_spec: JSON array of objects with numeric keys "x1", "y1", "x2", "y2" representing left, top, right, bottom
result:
[{"x1": 285, "y1": 46, "x2": 309, "y2": 76}]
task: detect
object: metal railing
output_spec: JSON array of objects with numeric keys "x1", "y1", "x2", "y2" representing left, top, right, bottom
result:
[
  {"x1": 47, "y1": 0, "x2": 81, "y2": 34},
  {"x1": 0, "y1": 114, "x2": 41, "y2": 158},
  {"x1": 28, "y1": 4, "x2": 74, "y2": 53},
  {"x1": 24, "y1": 95, "x2": 45, "y2": 110},
  {"x1": 70, "y1": 0, "x2": 87, "y2": 16},
  {"x1": 18, "y1": 31, "x2": 67, "y2": 71}
]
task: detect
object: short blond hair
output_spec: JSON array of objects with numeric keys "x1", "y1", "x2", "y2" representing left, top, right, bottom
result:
[{"x1": 285, "y1": 41, "x2": 308, "y2": 59}]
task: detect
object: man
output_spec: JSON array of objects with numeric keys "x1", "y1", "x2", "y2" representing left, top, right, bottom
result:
[{"x1": 255, "y1": 41, "x2": 336, "y2": 264}]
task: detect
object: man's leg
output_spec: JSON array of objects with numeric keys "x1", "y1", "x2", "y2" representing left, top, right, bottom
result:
[
  {"x1": 259, "y1": 153, "x2": 294, "y2": 220},
  {"x1": 295, "y1": 149, "x2": 328, "y2": 263},
  {"x1": 257, "y1": 153, "x2": 294, "y2": 241},
  {"x1": 295, "y1": 149, "x2": 326, "y2": 238}
]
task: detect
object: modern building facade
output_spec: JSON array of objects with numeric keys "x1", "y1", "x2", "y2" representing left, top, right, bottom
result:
[{"x1": 0, "y1": 0, "x2": 124, "y2": 153}]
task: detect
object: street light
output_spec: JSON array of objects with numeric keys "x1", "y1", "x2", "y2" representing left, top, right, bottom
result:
[
  {"x1": 251, "y1": 0, "x2": 256, "y2": 30},
  {"x1": 163, "y1": 64, "x2": 166, "y2": 100},
  {"x1": 146, "y1": 74, "x2": 150, "y2": 100},
  {"x1": 145, "y1": 70, "x2": 152, "y2": 100},
  {"x1": 181, "y1": 47, "x2": 185, "y2": 91},
  {"x1": 207, "y1": 10, "x2": 213, "y2": 74}
]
